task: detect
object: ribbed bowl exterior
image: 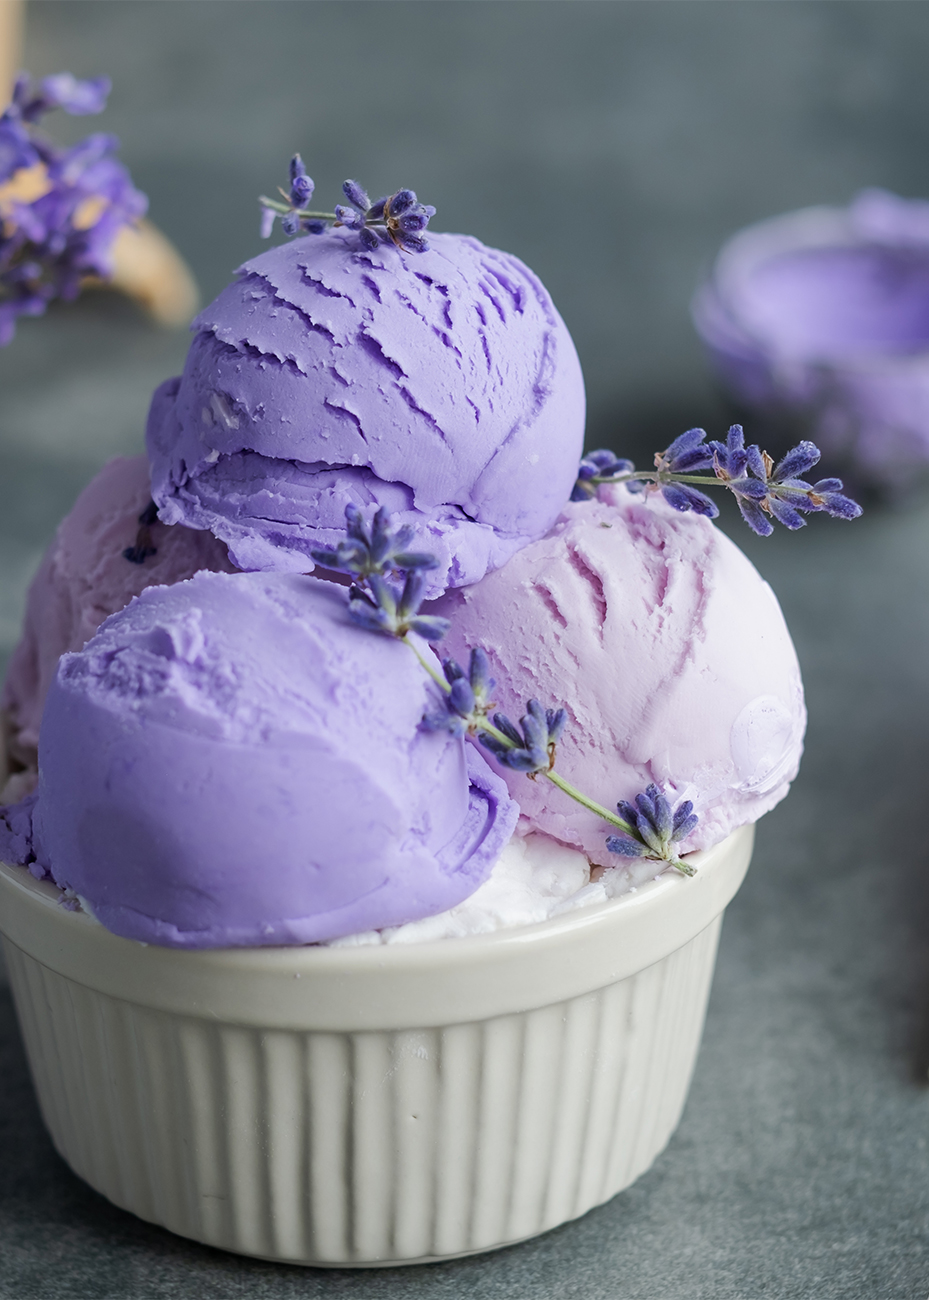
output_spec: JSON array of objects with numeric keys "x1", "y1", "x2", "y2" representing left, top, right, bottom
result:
[{"x1": 0, "y1": 827, "x2": 752, "y2": 1266}]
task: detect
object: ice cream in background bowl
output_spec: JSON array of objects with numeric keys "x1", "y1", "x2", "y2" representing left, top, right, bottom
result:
[
  {"x1": 693, "y1": 188, "x2": 929, "y2": 490},
  {"x1": 0, "y1": 150, "x2": 863, "y2": 1267}
]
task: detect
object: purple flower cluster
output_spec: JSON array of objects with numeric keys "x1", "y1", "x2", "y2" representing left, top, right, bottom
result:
[
  {"x1": 421, "y1": 647, "x2": 568, "y2": 776},
  {"x1": 0, "y1": 72, "x2": 147, "y2": 345},
  {"x1": 260, "y1": 156, "x2": 435, "y2": 255},
  {"x1": 311, "y1": 503, "x2": 437, "y2": 580},
  {"x1": 260, "y1": 154, "x2": 326, "y2": 239},
  {"x1": 710, "y1": 425, "x2": 862, "y2": 536},
  {"x1": 310, "y1": 503, "x2": 447, "y2": 641},
  {"x1": 651, "y1": 427, "x2": 722, "y2": 517},
  {"x1": 423, "y1": 649, "x2": 497, "y2": 737},
  {"x1": 573, "y1": 425, "x2": 862, "y2": 536},
  {"x1": 347, "y1": 571, "x2": 451, "y2": 643},
  {"x1": 571, "y1": 449, "x2": 634, "y2": 502},
  {"x1": 335, "y1": 180, "x2": 435, "y2": 255},
  {"x1": 606, "y1": 784, "x2": 698, "y2": 874},
  {"x1": 479, "y1": 700, "x2": 568, "y2": 776}
]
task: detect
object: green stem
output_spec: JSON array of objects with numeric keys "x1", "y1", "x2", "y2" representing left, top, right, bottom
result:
[
  {"x1": 542, "y1": 768, "x2": 635, "y2": 834},
  {"x1": 471, "y1": 715, "x2": 515, "y2": 749},
  {"x1": 593, "y1": 471, "x2": 723, "y2": 488},
  {"x1": 402, "y1": 635, "x2": 449, "y2": 691},
  {"x1": 468, "y1": 720, "x2": 639, "y2": 847},
  {"x1": 259, "y1": 196, "x2": 338, "y2": 220}
]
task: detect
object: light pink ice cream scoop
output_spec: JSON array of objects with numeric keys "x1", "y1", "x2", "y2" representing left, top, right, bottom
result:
[
  {"x1": 1, "y1": 455, "x2": 237, "y2": 768},
  {"x1": 438, "y1": 488, "x2": 806, "y2": 867}
]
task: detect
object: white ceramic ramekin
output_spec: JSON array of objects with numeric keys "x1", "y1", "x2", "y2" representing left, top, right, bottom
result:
[{"x1": 0, "y1": 824, "x2": 752, "y2": 1267}]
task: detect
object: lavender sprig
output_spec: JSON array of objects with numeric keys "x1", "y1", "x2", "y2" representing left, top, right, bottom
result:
[
  {"x1": 420, "y1": 650, "x2": 694, "y2": 872},
  {"x1": 709, "y1": 425, "x2": 862, "y2": 536},
  {"x1": 329, "y1": 505, "x2": 698, "y2": 876},
  {"x1": 0, "y1": 72, "x2": 147, "y2": 345},
  {"x1": 423, "y1": 649, "x2": 567, "y2": 776},
  {"x1": 423, "y1": 649, "x2": 497, "y2": 736},
  {"x1": 606, "y1": 784, "x2": 698, "y2": 877},
  {"x1": 260, "y1": 154, "x2": 326, "y2": 238},
  {"x1": 311, "y1": 503, "x2": 438, "y2": 580},
  {"x1": 259, "y1": 155, "x2": 435, "y2": 254},
  {"x1": 348, "y1": 571, "x2": 450, "y2": 642},
  {"x1": 573, "y1": 424, "x2": 862, "y2": 536},
  {"x1": 479, "y1": 701, "x2": 567, "y2": 775},
  {"x1": 320, "y1": 504, "x2": 448, "y2": 644},
  {"x1": 652, "y1": 427, "x2": 719, "y2": 517},
  {"x1": 335, "y1": 182, "x2": 436, "y2": 255}
]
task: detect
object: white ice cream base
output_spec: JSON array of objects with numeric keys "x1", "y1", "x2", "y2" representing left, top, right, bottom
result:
[
  {"x1": 326, "y1": 829, "x2": 673, "y2": 947},
  {"x1": 59, "y1": 827, "x2": 680, "y2": 949},
  {"x1": 3, "y1": 728, "x2": 707, "y2": 948}
]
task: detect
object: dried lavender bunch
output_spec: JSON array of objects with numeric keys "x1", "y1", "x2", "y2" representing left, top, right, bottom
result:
[
  {"x1": 0, "y1": 72, "x2": 147, "y2": 345},
  {"x1": 259, "y1": 155, "x2": 435, "y2": 254},
  {"x1": 572, "y1": 424, "x2": 862, "y2": 536},
  {"x1": 322, "y1": 504, "x2": 697, "y2": 875}
]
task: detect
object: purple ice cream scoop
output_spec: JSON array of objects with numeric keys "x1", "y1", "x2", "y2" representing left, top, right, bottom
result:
[
  {"x1": 32, "y1": 571, "x2": 518, "y2": 948},
  {"x1": 146, "y1": 229, "x2": 585, "y2": 596},
  {"x1": 693, "y1": 189, "x2": 929, "y2": 489}
]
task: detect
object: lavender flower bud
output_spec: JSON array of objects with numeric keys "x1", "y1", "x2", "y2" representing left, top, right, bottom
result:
[
  {"x1": 397, "y1": 233, "x2": 429, "y2": 255},
  {"x1": 334, "y1": 204, "x2": 364, "y2": 230},
  {"x1": 342, "y1": 179, "x2": 370, "y2": 211},
  {"x1": 387, "y1": 189, "x2": 416, "y2": 215},
  {"x1": 659, "y1": 428, "x2": 715, "y2": 474},
  {"x1": 289, "y1": 153, "x2": 309, "y2": 185},
  {"x1": 775, "y1": 441, "x2": 820, "y2": 480},
  {"x1": 767, "y1": 498, "x2": 806, "y2": 530},
  {"x1": 290, "y1": 173, "x2": 314, "y2": 206},
  {"x1": 660, "y1": 484, "x2": 719, "y2": 517}
]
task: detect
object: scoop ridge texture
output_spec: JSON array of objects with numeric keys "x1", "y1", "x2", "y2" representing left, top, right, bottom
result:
[
  {"x1": 1, "y1": 455, "x2": 237, "y2": 769},
  {"x1": 34, "y1": 571, "x2": 518, "y2": 947},
  {"x1": 439, "y1": 490, "x2": 806, "y2": 866},
  {"x1": 146, "y1": 230, "x2": 585, "y2": 595}
]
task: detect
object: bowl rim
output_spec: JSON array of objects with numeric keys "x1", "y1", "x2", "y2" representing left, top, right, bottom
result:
[
  {"x1": 0, "y1": 823, "x2": 753, "y2": 1030},
  {"x1": 695, "y1": 201, "x2": 929, "y2": 375}
]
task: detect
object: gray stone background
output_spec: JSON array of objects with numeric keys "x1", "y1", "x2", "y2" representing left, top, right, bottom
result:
[{"x1": 2, "y1": 2, "x2": 929, "y2": 1296}]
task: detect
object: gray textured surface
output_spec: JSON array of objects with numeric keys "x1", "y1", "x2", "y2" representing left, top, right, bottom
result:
[{"x1": 2, "y1": 3, "x2": 929, "y2": 1296}]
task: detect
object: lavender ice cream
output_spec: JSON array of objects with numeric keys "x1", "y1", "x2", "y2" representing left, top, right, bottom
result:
[
  {"x1": 146, "y1": 229, "x2": 585, "y2": 595},
  {"x1": 31, "y1": 570, "x2": 518, "y2": 947}
]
